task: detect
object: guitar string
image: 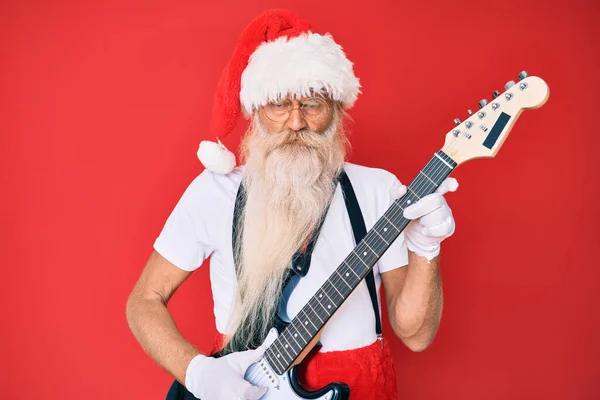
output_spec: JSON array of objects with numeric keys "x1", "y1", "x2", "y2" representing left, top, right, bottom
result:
[
  {"x1": 324, "y1": 134, "x2": 467, "y2": 298},
  {"x1": 262, "y1": 156, "x2": 453, "y2": 375},
  {"x1": 262, "y1": 149, "x2": 458, "y2": 375},
  {"x1": 321, "y1": 150, "x2": 455, "y2": 310},
  {"x1": 317, "y1": 128, "x2": 468, "y2": 299},
  {"x1": 261, "y1": 132, "x2": 468, "y2": 374},
  {"x1": 276, "y1": 107, "x2": 499, "y2": 370},
  {"x1": 259, "y1": 159, "x2": 450, "y2": 375}
]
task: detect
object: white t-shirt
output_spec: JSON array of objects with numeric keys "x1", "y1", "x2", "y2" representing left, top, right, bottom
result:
[{"x1": 153, "y1": 162, "x2": 409, "y2": 352}]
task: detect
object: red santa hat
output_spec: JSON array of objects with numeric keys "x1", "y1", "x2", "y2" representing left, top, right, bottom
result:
[{"x1": 197, "y1": 9, "x2": 361, "y2": 174}]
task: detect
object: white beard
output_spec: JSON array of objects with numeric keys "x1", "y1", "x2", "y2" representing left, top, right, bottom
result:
[{"x1": 223, "y1": 110, "x2": 347, "y2": 353}]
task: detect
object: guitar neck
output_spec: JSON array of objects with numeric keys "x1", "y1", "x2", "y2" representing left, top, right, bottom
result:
[{"x1": 264, "y1": 150, "x2": 458, "y2": 375}]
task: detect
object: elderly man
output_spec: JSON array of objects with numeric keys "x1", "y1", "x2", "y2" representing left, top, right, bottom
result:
[{"x1": 126, "y1": 8, "x2": 457, "y2": 400}]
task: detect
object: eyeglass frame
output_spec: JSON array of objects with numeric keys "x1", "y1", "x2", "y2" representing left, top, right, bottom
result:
[{"x1": 260, "y1": 96, "x2": 333, "y2": 124}]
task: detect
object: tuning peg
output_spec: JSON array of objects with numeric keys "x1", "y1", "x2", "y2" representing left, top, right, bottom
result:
[
  {"x1": 492, "y1": 90, "x2": 500, "y2": 99},
  {"x1": 518, "y1": 70, "x2": 528, "y2": 80},
  {"x1": 479, "y1": 99, "x2": 488, "y2": 109},
  {"x1": 454, "y1": 118, "x2": 461, "y2": 125},
  {"x1": 505, "y1": 80, "x2": 515, "y2": 90}
]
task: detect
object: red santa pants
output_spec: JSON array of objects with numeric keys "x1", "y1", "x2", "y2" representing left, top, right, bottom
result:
[
  {"x1": 212, "y1": 335, "x2": 398, "y2": 399},
  {"x1": 297, "y1": 338, "x2": 398, "y2": 399}
]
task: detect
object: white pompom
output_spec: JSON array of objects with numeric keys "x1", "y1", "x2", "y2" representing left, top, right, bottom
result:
[{"x1": 197, "y1": 139, "x2": 236, "y2": 174}]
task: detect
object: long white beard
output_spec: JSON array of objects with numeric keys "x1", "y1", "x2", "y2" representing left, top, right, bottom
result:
[{"x1": 223, "y1": 111, "x2": 347, "y2": 353}]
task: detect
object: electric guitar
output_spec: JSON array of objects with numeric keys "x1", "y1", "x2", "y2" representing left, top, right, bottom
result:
[{"x1": 242, "y1": 71, "x2": 550, "y2": 399}]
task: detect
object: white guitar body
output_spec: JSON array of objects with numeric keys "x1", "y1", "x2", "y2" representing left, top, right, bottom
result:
[{"x1": 244, "y1": 355, "x2": 347, "y2": 400}]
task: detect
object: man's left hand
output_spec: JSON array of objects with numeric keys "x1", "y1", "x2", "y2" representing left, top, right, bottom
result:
[{"x1": 390, "y1": 178, "x2": 458, "y2": 261}]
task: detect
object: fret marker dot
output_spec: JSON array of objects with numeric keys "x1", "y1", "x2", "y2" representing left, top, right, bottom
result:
[
  {"x1": 346, "y1": 272, "x2": 349, "y2": 277},
  {"x1": 363, "y1": 251, "x2": 367, "y2": 256},
  {"x1": 305, "y1": 321, "x2": 308, "y2": 325},
  {"x1": 407, "y1": 200, "x2": 411, "y2": 204},
  {"x1": 328, "y1": 305, "x2": 331, "y2": 309},
  {"x1": 294, "y1": 333, "x2": 298, "y2": 337},
  {"x1": 319, "y1": 294, "x2": 322, "y2": 298},
  {"x1": 277, "y1": 354, "x2": 280, "y2": 358},
  {"x1": 285, "y1": 344, "x2": 288, "y2": 348},
  {"x1": 384, "y1": 227, "x2": 388, "y2": 232}
]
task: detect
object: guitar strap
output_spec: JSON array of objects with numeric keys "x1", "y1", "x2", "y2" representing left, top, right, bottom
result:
[{"x1": 231, "y1": 169, "x2": 382, "y2": 338}]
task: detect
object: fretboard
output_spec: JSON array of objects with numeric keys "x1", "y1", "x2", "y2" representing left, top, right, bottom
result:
[{"x1": 264, "y1": 150, "x2": 457, "y2": 375}]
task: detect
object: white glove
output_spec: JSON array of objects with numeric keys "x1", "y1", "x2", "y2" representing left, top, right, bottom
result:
[
  {"x1": 390, "y1": 177, "x2": 458, "y2": 261},
  {"x1": 185, "y1": 328, "x2": 277, "y2": 399}
]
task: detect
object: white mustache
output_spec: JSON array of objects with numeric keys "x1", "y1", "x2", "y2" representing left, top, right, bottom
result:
[{"x1": 264, "y1": 130, "x2": 330, "y2": 156}]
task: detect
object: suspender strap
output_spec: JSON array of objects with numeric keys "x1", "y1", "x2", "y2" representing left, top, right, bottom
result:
[
  {"x1": 338, "y1": 170, "x2": 382, "y2": 336},
  {"x1": 231, "y1": 181, "x2": 246, "y2": 273}
]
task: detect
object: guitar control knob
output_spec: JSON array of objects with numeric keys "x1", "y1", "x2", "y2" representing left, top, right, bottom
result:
[
  {"x1": 479, "y1": 99, "x2": 488, "y2": 108},
  {"x1": 492, "y1": 90, "x2": 500, "y2": 99},
  {"x1": 454, "y1": 118, "x2": 461, "y2": 125},
  {"x1": 505, "y1": 80, "x2": 516, "y2": 90},
  {"x1": 467, "y1": 109, "x2": 473, "y2": 115},
  {"x1": 518, "y1": 70, "x2": 529, "y2": 80}
]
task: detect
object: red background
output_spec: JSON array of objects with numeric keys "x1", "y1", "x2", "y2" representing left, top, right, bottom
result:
[{"x1": 2, "y1": 0, "x2": 599, "y2": 399}]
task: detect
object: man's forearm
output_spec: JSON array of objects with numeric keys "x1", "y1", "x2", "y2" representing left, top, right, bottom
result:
[
  {"x1": 126, "y1": 296, "x2": 201, "y2": 384},
  {"x1": 390, "y1": 250, "x2": 443, "y2": 351}
]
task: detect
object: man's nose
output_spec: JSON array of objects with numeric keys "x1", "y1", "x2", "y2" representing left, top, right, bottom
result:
[{"x1": 285, "y1": 106, "x2": 308, "y2": 132}]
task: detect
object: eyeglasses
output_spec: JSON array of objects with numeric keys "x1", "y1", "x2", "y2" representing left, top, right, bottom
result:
[{"x1": 262, "y1": 97, "x2": 331, "y2": 123}]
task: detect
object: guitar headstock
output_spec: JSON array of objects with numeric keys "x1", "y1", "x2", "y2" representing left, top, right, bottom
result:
[{"x1": 441, "y1": 71, "x2": 549, "y2": 165}]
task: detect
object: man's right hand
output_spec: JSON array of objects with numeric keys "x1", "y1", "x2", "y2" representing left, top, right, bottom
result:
[{"x1": 185, "y1": 328, "x2": 278, "y2": 399}]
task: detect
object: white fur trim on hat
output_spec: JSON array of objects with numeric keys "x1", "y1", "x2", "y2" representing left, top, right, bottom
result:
[
  {"x1": 240, "y1": 32, "x2": 361, "y2": 113},
  {"x1": 197, "y1": 140, "x2": 236, "y2": 174}
]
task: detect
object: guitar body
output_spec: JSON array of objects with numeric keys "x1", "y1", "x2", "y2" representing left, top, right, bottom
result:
[{"x1": 244, "y1": 361, "x2": 350, "y2": 400}]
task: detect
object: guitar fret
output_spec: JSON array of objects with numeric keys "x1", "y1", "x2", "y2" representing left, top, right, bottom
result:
[
  {"x1": 272, "y1": 339, "x2": 288, "y2": 360},
  {"x1": 319, "y1": 287, "x2": 336, "y2": 307},
  {"x1": 313, "y1": 291, "x2": 331, "y2": 316},
  {"x1": 346, "y1": 253, "x2": 367, "y2": 276},
  {"x1": 334, "y1": 270, "x2": 353, "y2": 289},
  {"x1": 363, "y1": 240, "x2": 377, "y2": 256},
  {"x1": 271, "y1": 340, "x2": 287, "y2": 361},
  {"x1": 314, "y1": 297, "x2": 331, "y2": 322},
  {"x1": 296, "y1": 323, "x2": 311, "y2": 336},
  {"x1": 299, "y1": 309, "x2": 319, "y2": 332},
  {"x1": 281, "y1": 331, "x2": 302, "y2": 357},
  {"x1": 327, "y1": 278, "x2": 345, "y2": 298},
  {"x1": 419, "y1": 170, "x2": 436, "y2": 185},
  {"x1": 373, "y1": 229, "x2": 389, "y2": 244},
  {"x1": 406, "y1": 186, "x2": 421, "y2": 199},
  {"x1": 278, "y1": 335, "x2": 295, "y2": 359},
  {"x1": 340, "y1": 264, "x2": 360, "y2": 285},
  {"x1": 325, "y1": 280, "x2": 345, "y2": 306},
  {"x1": 266, "y1": 350, "x2": 285, "y2": 371},
  {"x1": 352, "y1": 249, "x2": 369, "y2": 268},
  {"x1": 343, "y1": 260, "x2": 360, "y2": 278},
  {"x1": 392, "y1": 201, "x2": 404, "y2": 211},
  {"x1": 306, "y1": 301, "x2": 325, "y2": 324},
  {"x1": 287, "y1": 324, "x2": 304, "y2": 347},
  {"x1": 382, "y1": 213, "x2": 400, "y2": 230}
]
